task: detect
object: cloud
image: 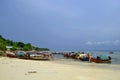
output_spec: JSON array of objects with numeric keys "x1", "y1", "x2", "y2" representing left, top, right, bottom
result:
[
  {"x1": 85, "y1": 41, "x2": 93, "y2": 45},
  {"x1": 113, "y1": 40, "x2": 120, "y2": 45},
  {"x1": 85, "y1": 40, "x2": 120, "y2": 46}
]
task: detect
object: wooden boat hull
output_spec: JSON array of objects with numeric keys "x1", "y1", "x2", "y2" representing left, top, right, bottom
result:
[
  {"x1": 30, "y1": 55, "x2": 50, "y2": 60},
  {"x1": 90, "y1": 58, "x2": 111, "y2": 63}
]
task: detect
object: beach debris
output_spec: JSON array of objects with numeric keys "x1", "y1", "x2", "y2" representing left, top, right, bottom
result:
[
  {"x1": 28, "y1": 71, "x2": 37, "y2": 73},
  {"x1": 25, "y1": 71, "x2": 37, "y2": 75}
]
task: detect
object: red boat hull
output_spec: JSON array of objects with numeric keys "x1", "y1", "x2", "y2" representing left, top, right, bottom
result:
[
  {"x1": 6, "y1": 53, "x2": 17, "y2": 58},
  {"x1": 90, "y1": 58, "x2": 111, "y2": 63}
]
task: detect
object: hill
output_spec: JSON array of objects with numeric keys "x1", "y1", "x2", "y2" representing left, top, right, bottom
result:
[{"x1": 0, "y1": 35, "x2": 49, "y2": 51}]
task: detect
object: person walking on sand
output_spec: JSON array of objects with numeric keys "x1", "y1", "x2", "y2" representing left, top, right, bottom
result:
[{"x1": 50, "y1": 53, "x2": 54, "y2": 60}]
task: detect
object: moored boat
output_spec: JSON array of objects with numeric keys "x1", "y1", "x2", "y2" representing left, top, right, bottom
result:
[
  {"x1": 89, "y1": 54, "x2": 111, "y2": 63},
  {"x1": 29, "y1": 52, "x2": 54, "y2": 60},
  {"x1": 75, "y1": 52, "x2": 90, "y2": 61},
  {"x1": 6, "y1": 51, "x2": 17, "y2": 58},
  {"x1": 30, "y1": 53, "x2": 50, "y2": 60},
  {"x1": 16, "y1": 51, "x2": 28, "y2": 59}
]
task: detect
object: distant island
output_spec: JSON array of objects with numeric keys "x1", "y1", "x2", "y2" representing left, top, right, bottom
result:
[{"x1": 0, "y1": 35, "x2": 49, "y2": 51}]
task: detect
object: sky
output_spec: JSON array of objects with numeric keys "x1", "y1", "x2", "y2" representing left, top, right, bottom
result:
[{"x1": 0, "y1": 0, "x2": 120, "y2": 51}]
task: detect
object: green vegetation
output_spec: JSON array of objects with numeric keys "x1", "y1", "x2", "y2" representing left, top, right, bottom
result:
[{"x1": 0, "y1": 35, "x2": 49, "y2": 51}]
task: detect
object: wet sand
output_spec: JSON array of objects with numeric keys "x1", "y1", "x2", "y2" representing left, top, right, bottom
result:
[{"x1": 0, "y1": 57, "x2": 120, "y2": 80}]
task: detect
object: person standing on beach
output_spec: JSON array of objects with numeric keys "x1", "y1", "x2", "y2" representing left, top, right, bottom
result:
[{"x1": 88, "y1": 53, "x2": 92, "y2": 62}]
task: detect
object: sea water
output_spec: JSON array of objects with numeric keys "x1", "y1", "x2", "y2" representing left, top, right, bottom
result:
[{"x1": 53, "y1": 51, "x2": 120, "y2": 65}]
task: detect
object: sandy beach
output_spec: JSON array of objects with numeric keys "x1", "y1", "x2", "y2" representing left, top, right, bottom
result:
[{"x1": 0, "y1": 57, "x2": 120, "y2": 80}]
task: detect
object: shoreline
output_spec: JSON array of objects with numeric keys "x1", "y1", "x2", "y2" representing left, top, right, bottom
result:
[
  {"x1": 52, "y1": 58, "x2": 120, "y2": 70},
  {"x1": 0, "y1": 57, "x2": 120, "y2": 80}
]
